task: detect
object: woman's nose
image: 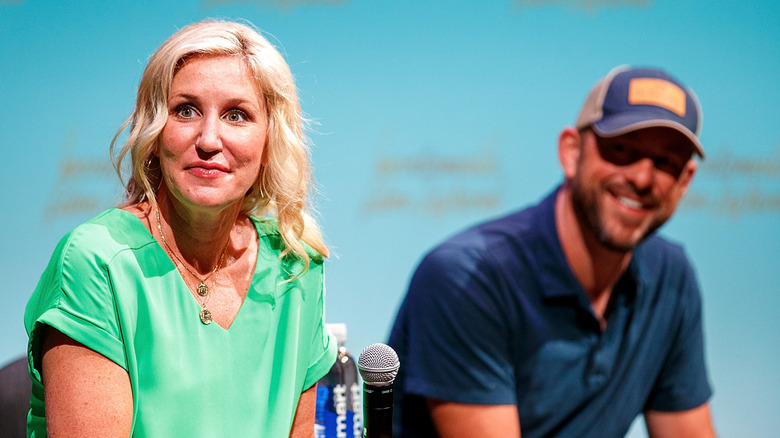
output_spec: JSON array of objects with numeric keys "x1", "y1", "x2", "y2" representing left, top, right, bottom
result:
[{"x1": 196, "y1": 115, "x2": 222, "y2": 152}]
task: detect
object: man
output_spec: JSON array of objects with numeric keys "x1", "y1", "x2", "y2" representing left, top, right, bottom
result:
[{"x1": 388, "y1": 66, "x2": 716, "y2": 437}]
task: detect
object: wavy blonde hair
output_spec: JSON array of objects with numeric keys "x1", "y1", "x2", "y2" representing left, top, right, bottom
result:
[{"x1": 111, "y1": 19, "x2": 327, "y2": 269}]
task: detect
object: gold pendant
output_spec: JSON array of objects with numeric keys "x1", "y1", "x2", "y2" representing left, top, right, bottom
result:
[
  {"x1": 197, "y1": 282, "x2": 209, "y2": 296},
  {"x1": 200, "y1": 308, "x2": 213, "y2": 325}
]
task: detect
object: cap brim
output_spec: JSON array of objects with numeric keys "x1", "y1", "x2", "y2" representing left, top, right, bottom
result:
[{"x1": 592, "y1": 117, "x2": 705, "y2": 159}]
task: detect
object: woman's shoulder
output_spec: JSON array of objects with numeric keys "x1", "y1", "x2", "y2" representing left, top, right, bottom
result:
[
  {"x1": 249, "y1": 214, "x2": 280, "y2": 235},
  {"x1": 71, "y1": 207, "x2": 149, "y2": 239},
  {"x1": 55, "y1": 208, "x2": 155, "y2": 261},
  {"x1": 248, "y1": 215, "x2": 324, "y2": 264},
  {"x1": 30, "y1": 208, "x2": 157, "y2": 318}
]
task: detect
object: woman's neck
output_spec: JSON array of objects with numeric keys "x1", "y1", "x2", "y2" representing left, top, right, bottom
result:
[{"x1": 154, "y1": 187, "x2": 242, "y2": 277}]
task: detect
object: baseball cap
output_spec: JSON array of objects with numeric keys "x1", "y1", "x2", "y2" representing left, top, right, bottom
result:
[{"x1": 575, "y1": 66, "x2": 704, "y2": 159}]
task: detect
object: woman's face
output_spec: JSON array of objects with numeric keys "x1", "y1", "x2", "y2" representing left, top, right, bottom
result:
[{"x1": 158, "y1": 55, "x2": 267, "y2": 213}]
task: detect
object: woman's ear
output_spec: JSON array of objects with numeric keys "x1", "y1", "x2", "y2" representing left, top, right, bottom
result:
[
  {"x1": 558, "y1": 126, "x2": 582, "y2": 180},
  {"x1": 151, "y1": 139, "x2": 160, "y2": 158}
]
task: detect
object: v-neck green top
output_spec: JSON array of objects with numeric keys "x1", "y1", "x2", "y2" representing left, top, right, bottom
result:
[{"x1": 24, "y1": 208, "x2": 337, "y2": 437}]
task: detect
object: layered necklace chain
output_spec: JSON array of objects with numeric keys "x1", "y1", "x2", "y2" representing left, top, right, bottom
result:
[{"x1": 156, "y1": 208, "x2": 229, "y2": 325}]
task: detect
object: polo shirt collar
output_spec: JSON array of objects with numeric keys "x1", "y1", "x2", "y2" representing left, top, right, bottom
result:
[{"x1": 535, "y1": 185, "x2": 643, "y2": 301}]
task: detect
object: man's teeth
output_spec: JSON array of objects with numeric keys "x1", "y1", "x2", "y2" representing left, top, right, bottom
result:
[{"x1": 618, "y1": 196, "x2": 643, "y2": 209}]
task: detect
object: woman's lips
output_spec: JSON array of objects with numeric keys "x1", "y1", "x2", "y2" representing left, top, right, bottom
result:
[{"x1": 186, "y1": 163, "x2": 229, "y2": 178}]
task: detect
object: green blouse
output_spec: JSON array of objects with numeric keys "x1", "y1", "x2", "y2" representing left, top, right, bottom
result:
[{"x1": 25, "y1": 209, "x2": 337, "y2": 437}]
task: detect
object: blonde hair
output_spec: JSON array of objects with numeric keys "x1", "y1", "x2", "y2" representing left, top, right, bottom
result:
[{"x1": 111, "y1": 19, "x2": 327, "y2": 268}]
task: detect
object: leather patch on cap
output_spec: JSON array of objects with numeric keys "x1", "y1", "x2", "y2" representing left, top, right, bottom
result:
[{"x1": 628, "y1": 78, "x2": 686, "y2": 117}]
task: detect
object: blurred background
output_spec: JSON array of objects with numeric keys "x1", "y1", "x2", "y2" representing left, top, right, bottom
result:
[{"x1": 1, "y1": 0, "x2": 778, "y2": 436}]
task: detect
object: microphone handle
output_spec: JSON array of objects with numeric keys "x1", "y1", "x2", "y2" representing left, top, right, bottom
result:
[{"x1": 362, "y1": 381, "x2": 394, "y2": 438}]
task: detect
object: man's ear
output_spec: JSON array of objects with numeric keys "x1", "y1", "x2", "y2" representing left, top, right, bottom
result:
[
  {"x1": 558, "y1": 127, "x2": 582, "y2": 180},
  {"x1": 677, "y1": 159, "x2": 698, "y2": 197}
]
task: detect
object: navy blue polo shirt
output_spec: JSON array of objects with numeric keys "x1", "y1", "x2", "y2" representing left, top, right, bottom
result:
[{"x1": 388, "y1": 187, "x2": 711, "y2": 438}]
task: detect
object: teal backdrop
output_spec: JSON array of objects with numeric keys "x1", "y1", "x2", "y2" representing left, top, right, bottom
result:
[{"x1": 1, "y1": 1, "x2": 778, "y2": 436}]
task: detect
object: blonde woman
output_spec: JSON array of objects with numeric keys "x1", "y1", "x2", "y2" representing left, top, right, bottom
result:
[{"x1": 25, "y1": 19, "x2": 336, "y2": 437}]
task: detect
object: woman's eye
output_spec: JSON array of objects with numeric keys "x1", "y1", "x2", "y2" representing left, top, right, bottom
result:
[
  {"x1": 226, "y1": 110, "x2": 247, "y2": 122},
  {"x1": 175, "y1": 105, "x2": 197, "y2": 118}
]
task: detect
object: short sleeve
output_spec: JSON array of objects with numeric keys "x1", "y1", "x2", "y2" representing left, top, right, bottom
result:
[
  {"x1": 398, "y1": 244, "x2": 517, "y2": 405},
  {"x1": 302, "y1": 264, "x2": 337, "y2": 390},
  {"x1": 644, "y1": 260, "x2": 712, "y2": 412},
  {"x1": 24, "y1": 227, "x2": 127, "y2": 378}
]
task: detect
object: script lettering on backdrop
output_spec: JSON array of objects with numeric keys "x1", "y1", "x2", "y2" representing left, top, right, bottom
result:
[
  {"x1": 360, "y1": 137, "x2": 504, "y2": 218},
  {"x1": 681, "y1": 144, "x2": 780, "y2": 218},
  {"x1": 41, "y1": 126, "x2": 780, "y2": 222},
  {"x1": 358, "y1": 136, "x2": 780, "y2": 220},
  {"x1": 42, "y1": 126, "x2": 118, "y2": 223}
]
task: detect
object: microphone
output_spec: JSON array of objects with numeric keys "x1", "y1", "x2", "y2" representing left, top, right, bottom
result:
[{"x1": 357, "y1": 343, "x2": 400, "y2": 438}]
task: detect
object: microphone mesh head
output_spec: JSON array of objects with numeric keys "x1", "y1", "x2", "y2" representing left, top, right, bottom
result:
[{"x1": 357, "y1": 343, "x2": 400, "y2": 385}]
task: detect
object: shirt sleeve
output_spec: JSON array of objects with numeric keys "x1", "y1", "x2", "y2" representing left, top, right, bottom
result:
[
  {"x1": 644, "y1": 257, "x2": 712, "y2": 412},
  {"x1": 24, "y1": 227, "x2": 127, "y2": 379},
  {"x1": 397, "y1": 243, "x2": 517, "y2": 405},
  {"x1": 302, "y1": 265, "x2": 338, "y2": 390}
]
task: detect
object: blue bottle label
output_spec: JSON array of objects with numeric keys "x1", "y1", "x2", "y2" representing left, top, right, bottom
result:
[{"x1": 315, "y1": 383, "x2": 356, "y2": 438}]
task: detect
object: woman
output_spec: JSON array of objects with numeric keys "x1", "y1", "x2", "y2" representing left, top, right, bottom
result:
[{"x1": 24, "y1": 19, "x2": 336, "y2": 437}]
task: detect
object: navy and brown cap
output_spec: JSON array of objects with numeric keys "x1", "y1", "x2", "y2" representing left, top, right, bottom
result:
[{"x1": 575, "y1": 66, "x2": 704, "y2": 159}]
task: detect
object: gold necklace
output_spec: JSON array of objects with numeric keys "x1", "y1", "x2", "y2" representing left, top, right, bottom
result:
[{"x1": 156, "y1": 208, "x2": 229, "y2": 325}]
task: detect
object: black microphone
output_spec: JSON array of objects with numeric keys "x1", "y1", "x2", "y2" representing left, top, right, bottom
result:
[{"x1": 357, "y1": 343, "x2": 400, "y2": 438}]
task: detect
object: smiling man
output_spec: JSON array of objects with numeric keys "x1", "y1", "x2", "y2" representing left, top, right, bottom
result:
[{"x1": 389, "y1": 66, "x2": 716, "y2": 438}]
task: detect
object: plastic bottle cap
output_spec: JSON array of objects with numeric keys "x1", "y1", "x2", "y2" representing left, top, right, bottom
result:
[{"x1": 326, "y1": 323, "x2": 347, "y2": 345}]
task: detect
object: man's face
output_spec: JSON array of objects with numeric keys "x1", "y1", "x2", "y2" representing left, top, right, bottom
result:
[{"x1": 570, "y1": 127, "x2": 697, "y2": 252}]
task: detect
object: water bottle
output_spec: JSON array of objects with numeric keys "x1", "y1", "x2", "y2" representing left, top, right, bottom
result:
[{"x1": 315, "y1": 323, "x2": 363, "y2": 438}]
